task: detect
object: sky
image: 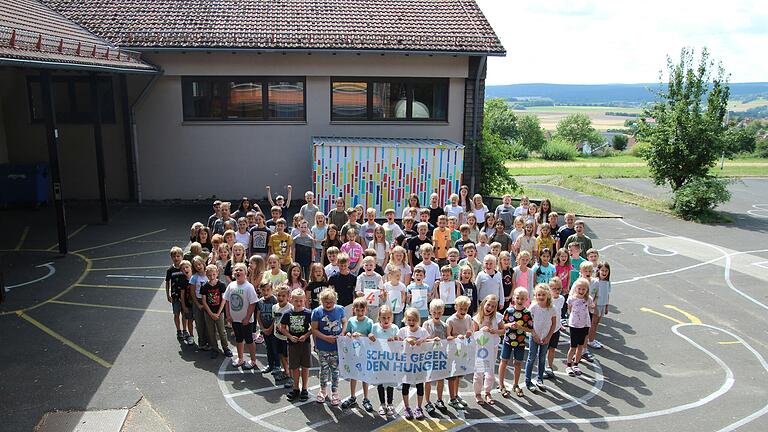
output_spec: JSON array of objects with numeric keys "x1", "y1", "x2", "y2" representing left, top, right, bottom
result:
[{"x1": 475, "y1": 0, "x2": 768, "y2": 85}]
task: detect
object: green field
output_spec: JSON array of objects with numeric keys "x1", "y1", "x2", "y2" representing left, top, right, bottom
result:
[
  {"x1": 728, "y1": 98, "x2": 768, "y2": 111},
  {"x1": 512, "y1": 105, "x2": 642, "y2": 131}
]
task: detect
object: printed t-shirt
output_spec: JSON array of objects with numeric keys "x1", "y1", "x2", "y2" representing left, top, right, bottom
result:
[
  {"x1": 263, "y1": 270, "x2": 287, "y2": 287},
  {"x1": 422, "y1": 319, "x2": 447, "y2": 339},
  {"x1": 383, "y1": 282, "x2": 406, "y2": 314},
  {"x1": 307, "y1": 281, "x2": 331, "y2": 309},
  {"x1": 502, "y1": 306, "x2": 532, "y2": 348},
  {"x1": 340, "y1": 241, "x2": 363, "y2": 265},
  {"x1": 406, "y1": 236, "x2": 431, "y2": 266},
  {"x1": 415, "y1": 261, "x2": 440, "y2": 288},
  {"x1": 533, "y1": 263, "x2": 556, "y2": 284},
  {"x1": 167, "y1": 268, "x2": 186, "y2": 300},
  {"x1": 250, "y1": 227, "x2": 270, "y2": 256},
  {"x1": 398, "y1": 326, "x2": 428, "y2": 340},
  {"x1": 280, "y1": 308, "x2": 312, "y2": 342},
  {"x1": 407, "y1": 283, "x2": 432, "y2": 317},
  {"x1": 311, "y1": 305, "x2": 345, "y2": 351},
  {"x1": 189, "y1": 273, "x2": 209, "y2": 299},
  {"x1": 223, "y1": 281, "x2": 258, "y2": 323},
  {"x1": 272, "y1": 303, "x2": 293, "y2": 340},
  {"x1": 567, "y1": 296, "x2": 592, "y2": 328},
  {"x1": 432, "y1": 227, "x2": 451, "y2": 259},
  {"x1": 200, "y1": 281, "x2": 226, "y2": 311},
  {"x1": 257, "y1": 295, "x2": 277, "y2": 328},
  {"x1": 269, "y1": 232, "x2": 293, "y2": 265}
]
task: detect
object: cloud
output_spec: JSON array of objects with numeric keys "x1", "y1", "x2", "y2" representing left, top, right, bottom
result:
[{"x1": 476, "y1": 0, "x2": 768, "y2": 84}]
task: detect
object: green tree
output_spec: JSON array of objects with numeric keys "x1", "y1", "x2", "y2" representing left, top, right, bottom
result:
[
  {"x1": 555, "y1": 113, "x2": 603, "y2": 146},
  {"x1": 722, "y1": 125, "x2": 757, "y2": 156},
  {"x1": 516, "y1": 114, "x2": 547, "y2": 151},
  {"x1": 478, "y1": 130, "x2": 518, "y2": 194},
  {"x1": 637, "y1": 48, "x2": 730, "y2": 191},
  {"x1": 612, "y1": 134, "x2": 629, "y2": 151},
  {"x1": 484, "y1": 98, "x2": 518, "y2": 141}
]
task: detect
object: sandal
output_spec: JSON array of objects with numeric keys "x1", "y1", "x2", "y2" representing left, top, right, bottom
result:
[
  {"x1": 499, "y1": 387, "x2": 511, "y2": 398},
  {"x1": 475, "y1": 394, "x2": 484, "y2": 405},
  {"x1": 484, "y1": 393, "x2": 495, "y2": 405},
  {"x1": 514, "y1": 385, "x2": 524, "y2": 397},
  {"x1": 316, "y1": 388, "x2": 327, "y2": 403},
  {"x1": 331, "y1": 392, "x2": 341, "y2": 406}
]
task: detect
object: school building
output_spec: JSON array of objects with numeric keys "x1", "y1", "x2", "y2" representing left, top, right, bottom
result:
[{"x1": 0, "y1": 0, "x2": 505, "y2": 207}]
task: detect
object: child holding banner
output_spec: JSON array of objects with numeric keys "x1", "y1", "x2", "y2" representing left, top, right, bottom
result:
[
  {"x1": 397, "y1": 307, "x2": 429, "y2": 420},
  {"x1": 473, "y1": 294, "x2": 504, "y2": 405},
  {"x1": 311, "y1": 288, "x2": 346, "y2": 405},
  {"x1": 341, "y1": 298, "x2": 375, "y2": 412},
  {"x1": 369, "y1": 305, "x2": 399, "y2": 417},
  {"x1": 446, "y1": 296, "x2": 473, "y2": 409},
  {"x1": 355, "y1": 256, "x2": 384, "y2": 320},
  {"x1": 436, "y1": 266, "x2": 461, "y2": 317},
  {"x1": 422, "y1": 299, "x2": 448, "y2": 414},
  {"x1": 499, "y1": 287, "x2": 533, "y2": 398}
]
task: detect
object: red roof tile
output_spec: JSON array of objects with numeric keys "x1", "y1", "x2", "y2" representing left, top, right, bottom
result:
[
  {"x1": 40, "y1": 0, "x2": 505, "y2": 55},
  {"x1": 0, "y1": 0, "x2": 155, "y2": 71}
]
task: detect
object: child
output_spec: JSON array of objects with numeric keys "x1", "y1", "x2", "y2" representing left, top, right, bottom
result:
[
  {"x1": 311, "y1": 213, "x2": 328, "y2": 263},
  {"x1": 214, "y1": 243, "x2": 230, "y2": 281},
  {"x1": 446, "y1": 296, "x2": 473, "y2": 409},
  {"x1": 323, "y1": 246, "x2": 340, "y2": 278},
  {"x1": 498, "y1": 251, "x2": 515, "y2": 308},
  {"x1": 466, "y1": 215, "x2": 480, "y2": 243},
  {"x1": 306, "y1": 263, "x2": 330, "y2": 310},
  {"x1": 587, "y1": 262, "x2": 612, "y2": 350},
  {"x1": 266, "y1": 184, "x2": 292, "y2": 211},
  {"x1": 586, "y1": 248, "x2": 600, "y2": 277},
  {"x1": 321, "y1": 226, "x2": 342, "y2": 266},
  {"x1": 566, "y1": 278, "x2": 594, "y2": 377},
  {"x1": 568, "y1": 243, "x2": 586, "y2": 292},
  {"x1": 414, "y1": 243, "x2": 440, "y2": 288},
  {"x1": 536, "y1": 224, "x2": 556, "y2": 258},
  {"x1": 183, "y1": 241, "x2": 205, "y2": 263},
  {"x1": 369, "y1": 305, "x2": 399, "y2": 416},
  {"x1": 328, "y1": 254, "x2": 358, "y2": 314},
  {"x1": 524, "y1": 284, "x2": 557, "y2": 392},
  {"x1": 263, "y1": 254, "x2": 288, "y2": 287},
  {"x1": 383, "y1": 265, "x2": 407, "y2": 326},
  {"x1": 398, "y1": 307, "x2": 429, "y2": 420},
  {"x1": 533, "y1": 248, "x2": 556, "y2": 285},
  {"x1": 368, "y1": 226, "x2": 390, "y2": 268},
  {"x1": 475, "y1": 232, "x2": 491, "y2": 262},
  {"x1": 286, "y1": 262, "x2": 307, "y2": 292},
  {"x1": 178, "y1": 260, "x2": 196, "y2": 346},
  {"x1": 388, "y1": 246, "x2": 412, "y2": 286},
  {"x1": 432, "y1": 215, "x2": 451, "y2": 266},
  {"x1": 475, "y1": 255, "x2": 503, "y2": 310},
  {"x1": 165, "y1": 247, "x2": 184, "y2": 340},
  {"x1": 224, "y1": 263, "x2": 259, "y2": 369},
  {"x1": 448, "y1": 216, "x2": 461, "y2": 246},
  {"x1": 406, "y1": 267, "x2": 432, "y2": 320},
  {"x1": 224, "y1": 243, "x2": 247, "y2": 283},
  {"x1": 546, "y1": 211, "x2": 560, "y2": 241},
  {"x1": 341, "y1": 298, "x2": 374, "y2": 412},
  {"x1": 459, "y1": 265, "x2": 479, "y2": 316},
  {"x1": 290, "y1": 215, "x2": 302, "y2": 237},
  {"x1": 458, "y1": 243, "x2": 482, "y2": 279},
  {"x1": 471, "y1": 194, "x2": 489, "y2": 228},
  {"x1": 266, "y1": 206, "x2": 282, "y2": 232},
  {"x1": 235, "y1": 217, "x2": 250, "y2": 251},
  {"x1": 513, "y1": 251, "x2": 535, "y2": 299},
  {"x1": 472, "y1": 294, "x2": 503, "y2": 405},
  {"x1": 499, "y1": 287, "x2": 532, "y2": 398},
  {"x1": 311, "y1": 288, "x2": 346, "y2": 406},
  {"x1": 435, "y1": 266, "x2": 461, "y2": 317},
  {"x1": 490, "y1": 220, "x2": 513, "y2": 253},
  {"x1": 422, "y1": 299, "x2": 448, "y2": 414},
  {"x1": 510, "y1": 216, "x2": 525, "y2": 244},
  {"x1": 554, "y1": 248, "x2": 573, "y2": 320},
  {"x1": 280, "y1": 288, "x2": 312, "y2": 402},
  {"x1": 200, "y1": 265, "x2": 232, "y2": 358},
  {"x1": 341, "y1": 228, "x2": 364, "y2": 271},
  {"x1": 293, "y1": 220, "x2": 314, "y2": 277},
  {"x1": 299, "y1": 191, "x2": 320, "y2": 228},
  {"x1": 249, "y1": 212, "x2": 271, "y2": 258},
  {"x1": 401, "y1": 216, "x2": 417, "y2": 240},
  {"x1": 327, "y1": 196, "x2": 347, "y2": 229},
  {"x1": 563, "y1": 220, "x2": 593, "y2": 258},
  {"x1": 454, "y1": 225, "x2": 474, "y2": 260},
  {"x1": 513, "y1": 195, "x2": 530, "y2": 217},
  {"x1": 514, "y1": 220, "x2": 537, "y2": 260},
  {"x1": 427, "y1": 192, "x2": 445, "y2": 227},
  {"x1": 355, "y1": 256, "x2": 384, "y2": 320},
  {"x1": 407, "y1": 222, "x2": 432, "y2": 267},
  {"x1": 190, "y1": 257, "x2": 211, "y2": 350},
  {"x1": 382, "y1": 208, "x2": 405, "y2": 246},
  {"x1": 545, "y1": 277, "x2": 566, "y2": 378},
  {"x1": 444, "y1": 193, "x2": 464, "y2": 222},
  {"x1": 360, "y1": 207, "x2": 380, "y2": 245},
  {"x1": 272, "y1": 286, "x2": 294, "y2": 385},
  {"x1": 494, "y1": 194, "x2": 515, "y2": 233},
  {"x1": 269, "y1": 219, "x2": 293, "y2": 272},
  {"x1": 340, "y1": 208, "x2": 362, "y2": 243},
  {"x1": 556, "y1": 212, "x2": 576, "y2": 251},
  {"x1": 256, "y1": 282, "x2": 280, "y2": 375},
  {"x1": 482, "y1": 213, "x2": 496, "y2": 237},
  {"x1": 447, "y1": 248, "x2": 461, "y2": 280}
]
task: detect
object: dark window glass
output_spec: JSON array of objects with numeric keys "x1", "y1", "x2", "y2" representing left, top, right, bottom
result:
[
  {"x1": 331, "y1": 78, "x2": 448, "y2": 121},
  {"x1": 331, "y1": 81, "x2": 367, "y2": 119},
  {"x1": 182, "y1": 77, "x2": 304, "y2": 121},
  {"x1": 27, "y1": 76, "x2": 115, "y2": 123}
]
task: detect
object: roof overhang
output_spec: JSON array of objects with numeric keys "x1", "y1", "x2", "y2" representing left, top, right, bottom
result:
[
  {"x1": 0, "y1": 56, "x2": 159, "y2": 74},
  {"x1": 128, "y1": 46, "x2": 506, "y2": 57}
]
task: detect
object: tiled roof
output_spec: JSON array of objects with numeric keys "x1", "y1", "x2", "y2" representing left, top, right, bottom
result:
[
  {"x1": 0, "y1": 0, "x2": 155, "y2": 72},
  {"x1": 41, "y1": 0, "x2": 505, "y2": 55}
]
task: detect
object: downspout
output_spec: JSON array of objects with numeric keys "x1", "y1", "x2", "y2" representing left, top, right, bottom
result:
[
  {"x1": 470, "y1": 55, "x2": 486, "y2": 193},
  {"x1": 130, "y1": 72, "x2": 161, "y2": 203}
]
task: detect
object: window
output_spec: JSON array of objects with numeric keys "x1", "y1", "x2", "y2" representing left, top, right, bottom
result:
[
  {"x1": 331, "y1": 77, "x2": 448, "y2": 121},
  {"x1": 27, "y1": 76, "x2": 115, "y2": 123},
  {"x1": 182, "y1": 76, "x2": 305, "y2": 121}
]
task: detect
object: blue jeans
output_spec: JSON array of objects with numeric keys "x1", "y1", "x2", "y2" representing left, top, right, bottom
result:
[
  {"x1": 524, "y1": 336, "x2": 548, "y2": 384},
  {"x1": 263, "y1": 331, "x2": 281, "y2": 368}
]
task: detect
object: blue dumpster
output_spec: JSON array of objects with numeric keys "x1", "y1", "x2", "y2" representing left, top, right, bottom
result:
[{"x1": 0, "y1": 163, "x2": 49, "y2": 206}]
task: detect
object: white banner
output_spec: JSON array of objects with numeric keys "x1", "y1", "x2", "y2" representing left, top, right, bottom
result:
[
  {"x1": 338, "y1": 335, "x2": 477, "y2": 385},
  {"x1": 473, "y1": 331, "x2": 500, "y2": 373}
]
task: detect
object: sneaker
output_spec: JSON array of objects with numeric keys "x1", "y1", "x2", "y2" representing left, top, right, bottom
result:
[
  {"x1": 362, "y1": 398, "x2": 373, "y2": 412},
  {"x1": 242, "y1": 361, "x2": 256, "y2": 370},
  {"x1": 434, "y1": 400, "x2": 446, "y2": 410},
  {"x1": 404, "y1": 407, "x2": 414, "y2": 420},
  {"x1": 185, "y1": 335, "x2": 195, "y2": 345},
  {"x1": 591, "y1": 340, "x2": 603, "y2": 349},
  {"x1": 287, "y1": 389, "x2": 300, "y2": 402},
  {"x1": 260, "y1": 366, "x2": 274, "y2": 374},
  {"x1": 232, "y1": 358, "x2": 244, "y2": 368},
  {"x1": 424, "y1": 401, "x2": 435, "y2": 414},
  {"x1": 526, "y1": 382, "x2": 537, "y2": 392},
  {"x1": 378, "y1": 405, "x2": 387, "y2": 416},
  {"x1": 254, "y1": 333, "x2": 265, "y2": 344},
  {"x1": 413, "y1": 407, "x2": 424, "y2": 420},
  {"x1": 573, "y1": 365, "x2": 583, "y2": 376},
  {"x1": 299, "y1": 389, "x2": 309, "y2": 402},
  {"x1": 582, "y1": 352, "x2": 595, "y2": 363},
  {"x1": 457, "y1": 396, "x2": 468, "y2": 407},
  {"x1": 448, "y1": 398, "x2": 463, "y2": 409},
  {"x1": 543, "y1": 367, "x2": 554, "y2": 379},
  {"x1": 182, "y1": 330, "x2": 190, "y2": 339},
  {"x1": 283, "y1": 378, "x2": 294, "y2": 388},
  {"x1": 341, "y1": 396, "x2": 357, "y2": 409},
  {"x1": 223, "y1": 348, "x2": 233, "y2": 357},
  {"x1": 176, "y1": 330, "x2": 183, "y2": 340},
  {"x1": 386, "y1": 405, "x2": 395, "y2": 416},
  {"x1": 566, "y1": 365, "x2": 575, "y2": 377},
  {"x1": 536, "y1": 380, "x2": 546, "y2": 391},
  {"x1": 560, "y1": 319, "x2": 568, "y2": 327}
]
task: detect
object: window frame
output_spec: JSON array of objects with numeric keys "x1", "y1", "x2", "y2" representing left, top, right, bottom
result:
[
  {"x1": 26, "y1": 75, "x2": 116, "y2": 124},
  {"x1": 330, "y1": 77, "x2": 449, "y2": 122},
  {"x1": 181, "y1": 76, "x2": 306, "y2": 122}
]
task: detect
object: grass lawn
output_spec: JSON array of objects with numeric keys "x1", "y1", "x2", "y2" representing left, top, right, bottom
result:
[
  {"x1": 517, "y1": 185, "x2": 619, "y2": 218},
  {"x1": 728, "y1": 98, "x2": 768, "y2": 111}
]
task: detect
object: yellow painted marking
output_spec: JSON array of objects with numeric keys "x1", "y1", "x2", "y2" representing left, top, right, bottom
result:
[
  {"x1": 664, "y1": 305, "x2": 702, "y2": 324},
  {"x1": 89, "y1": 248, "x2": 168, "y2": 261},
  {"x1": 0, "y1": 250, "x2": 92, "y2": 317},
  {"x1": 49, "y1": 299, "x2": 171, "y2": 314},
  {"x1": 89, "y1": 265, "x2": 168, "y2": 271},
  {"x1": 73, "y1": 228, "x2": 166, "y2": 253},
  {"x1": 640, "y1": 307, "x2": 685, "y2": 325},
  {"x1": 15, "y1": 226, "x2": 30, "y2": 250},
  {"x1": 47, "y1": 224, "x2": 88, "y2": 250},
  {"x1": 17, "y1": 311, "x2": 112, "y2": 368},
  {"x1": 374, "y1": 419, "x2": 465, "y2": 432},
  {"x1": 718, "y1": 341, "x2": 742, "y2": 345},
  {"x1": 75, "y1": 283, "x2": 164, "y2": 291}
]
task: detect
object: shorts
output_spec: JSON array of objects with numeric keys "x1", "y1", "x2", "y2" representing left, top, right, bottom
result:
[
  {"x1": 288, "y1": 340, "x2": 312, "y2": 369},
  {"x1": 275, "y1": 337, "x2": 288, "y2": 357},
  {"x1": 501, "y1": 343, "x2": 525, "y2": 362},
  {"x1": 548, "y1": 330, "x2": 561, "y2": 348},
  {"x1": 569, "y1": 327, "x2": 589, "y2": 347},
  {"x1": 232, "y1": 321, "x2": 254, "y2": 344},
  {"x1": 171, "y1": 299, "x2": 182, "y2": 315}
]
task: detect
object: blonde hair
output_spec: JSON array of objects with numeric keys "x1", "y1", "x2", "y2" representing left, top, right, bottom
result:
[
  {"x1": 385, "y1": 264, "x2": 402, "y2": 277},
  {"x1": 548, "y1": 276, "x2": 563, "y2": 291},
  {"x1": 579, "y1": 260, "x2": 594, "y2": 274},
  {"x1": 192, "y1": 255, "x2": 206, "y2": 272},
  {"x1": 378, "y1": 304, "x2": 393, "y2": 319},
  {"x1": 205, "y1": 264, "x2": 218, "y2": 274},
  {"x1": 533, "y1": 283, "x2": 552, "y2": 308},
  {"x1": 513, "y1": 286, "x2": 529, "y2": 299},
  {"x1": 474, "y1": 294, "x2": 499, "y2": 325},
  {"x1": 419, "y1": 243, "x2": 433, "y2": 254},
  {"x1": 233, "y1": 262, "x2": 247, "y2": 272},
  {"x1": 290, "y1": 288, "x2": 306, "y2": 299},
  {"x1": 318, "y1": 287, "x2": 337, "y2": 303},
  {"x1": 170, "y1": 246, "x2": 183, "y2": 256},
  {"x1": 362, "y1": 255, "x2": 376, "y2": 266},
  {"x1": 570, "y1": 277, "x2": 590, "y2": 299},
  {"x1": 352, "y1": 297, "x2": 368, "y2": 310},
  {"x1": 454, "y1": 295, "x2": 471, "y2": 308},
  {"x1": 403, "y1": 307, "x2": 420, "y2": 323},
  {"x1": 179, "y1": 259, "x2": 192, "y2": 270},
  {"x1": 429, "y1": 298, "x2": 445, "y2": 313},
  {"x1": 517, "y1": 250, "x2": 532, "y2": 262}
]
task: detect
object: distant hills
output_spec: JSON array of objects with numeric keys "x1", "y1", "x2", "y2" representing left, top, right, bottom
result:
[{"x1": 485, "y1": 83, "x2": 768, "y2": 108}]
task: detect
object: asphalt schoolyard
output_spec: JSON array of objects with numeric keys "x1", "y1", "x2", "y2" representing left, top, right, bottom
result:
[{"x1": 1, "y1": 185, "x2": 767, "y2": 431}]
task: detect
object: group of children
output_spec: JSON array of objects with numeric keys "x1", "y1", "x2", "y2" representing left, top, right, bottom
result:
[{"x1": 164, "y1": 188, "x2": 613, "y2": 420}]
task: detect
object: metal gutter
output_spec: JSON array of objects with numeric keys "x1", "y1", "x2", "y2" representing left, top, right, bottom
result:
[
  {"x1": 470, "y1": 56, "x2": 486, "y2": 193},
  {"x1": 126, "y1": 46, "x2": 507, "y2": 57},
  {"x1": 0, "y1": 57, "x2": 158, "y2": 74}
]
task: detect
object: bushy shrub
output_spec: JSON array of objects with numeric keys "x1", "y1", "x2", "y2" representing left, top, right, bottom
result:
[
  {"x1": 630, "y1": 141, "x2": 651, "y2": 158},
  {"x1": 672, "y1": 176, "x2": 731, "y2": 220},
  {"x1": 508, "y1": 141, "x2": 529, "y2": 160},
  {"x1": 612, "y1": 134, "x2": 629, "y2": 151},
  {"x1": 540, "y1": 138, "x2": 578, "y2": 161},
  {"x1": 755, "y1": 139, "x2": 768, "y2": 158},
  {"x1": 478, "y1": 131, "x2": 519, "y2": 195}
]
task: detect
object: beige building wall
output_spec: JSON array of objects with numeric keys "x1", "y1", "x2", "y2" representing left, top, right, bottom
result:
[{"x1": 133, "y1": 52, "x2": 469, "y2": 200}]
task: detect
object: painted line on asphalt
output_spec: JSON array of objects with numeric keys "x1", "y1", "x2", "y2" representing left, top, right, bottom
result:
[
  {"x1": 14, "y1": 226, "x2": 29, "y2": 250},
  {"x1": 47, "y1": 224, "x2": 88, "y2": 251}
]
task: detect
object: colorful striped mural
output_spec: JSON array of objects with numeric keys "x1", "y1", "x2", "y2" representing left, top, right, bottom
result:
[{"x1": 312, "y1": 137, "x2": 465, "y2": 216}]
